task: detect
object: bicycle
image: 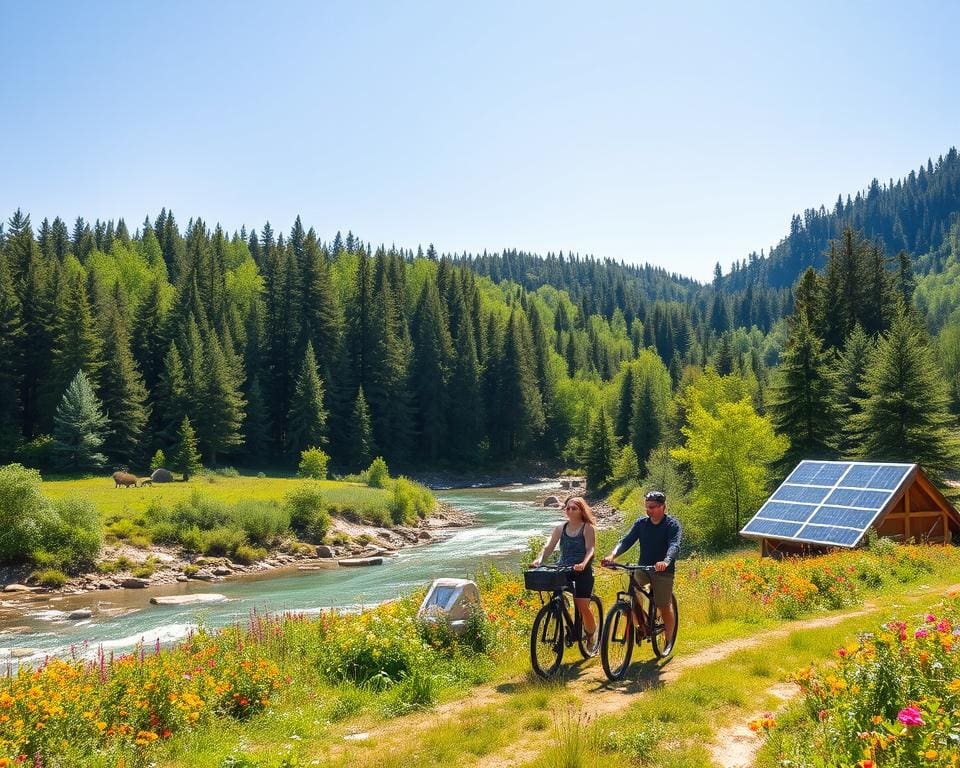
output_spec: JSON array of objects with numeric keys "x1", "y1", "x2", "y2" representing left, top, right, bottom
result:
[
  {"x1": 599, "y1": 563, "x2": 679, "y2": 680},
  {"x1": 524, "y1": 565, "x2": 604, "y2": 679}
]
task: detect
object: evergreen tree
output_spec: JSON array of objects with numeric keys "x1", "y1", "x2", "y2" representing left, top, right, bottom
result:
[
  {"x1": 154, "y1": 343, "x2": 189, "y2": 450},
  {"x1": 132, "y1": 278, "x2": 168, "y2": 391},
  {"x1": 410, "y1": 281, "x2": 452, "y2": 460},
  {"x1": 348, "y1": 386, "x2": 375, "y2": 470},
  {"x1": 767, "y1": 316, "x2": 838, "y2": 466},
  {"x1": 848, "y1": 312, "x2": 960, "y2": 477},
  {"x1": 99, "y1": 307, "x2": 150, "y2": 465},
  {"x1": 196, "y1": 334, "x2": 245, "y2": 464},
  {"x1": 0, "y1": 254, "x2": 22, "y2": 455},
  {"x1": 243, "y1": 374, "x2": 271, "y2": 462},
  {"x1": 172, "y1": 415, "x2": 203, "y2": 480},
  {"x1": 835, "y1": 325, "x2": 873, "y2": 454},
  {"x1": 286, "y1": 341, "x2": 327, "y2": 456},
  {"x1": 584, "y1": 408, "x2": 616, "y2": 490},
  {"x1": 630, "y1": 374, "x2": 663, "y2": 475},
  {"x1": 492, "y1": 309, "x2": 545, "y2": 456},
  {"x1": 447, "y1": 308, "x2": 484, "y2": 462},
  {"x1": 614, "y1": 365, "x2": 635, "y2": 444},
  {"x1": 49, "y1": 272, "x2": 103, "y2": 393},
  {"x1": 52, "y1": 370, "x2": 108, "y2": 470},
  {"x1": 792, "y1": 267, "x2": 825, "y2": 336}
]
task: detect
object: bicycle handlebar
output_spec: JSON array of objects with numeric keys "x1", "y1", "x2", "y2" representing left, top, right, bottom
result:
[
  {"x1": 526, "y1": 565, "x2": 576, "y2": 572},
  {"x1": 602, "y1": 562, "x2": 659, "y2": 573}
]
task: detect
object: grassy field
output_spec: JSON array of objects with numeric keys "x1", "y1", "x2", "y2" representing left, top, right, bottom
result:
[{"x1": 41, "y1": 473, "x2": 391, "y2": 518}]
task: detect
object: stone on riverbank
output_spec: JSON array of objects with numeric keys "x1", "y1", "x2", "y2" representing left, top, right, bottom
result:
[
  {"x1": 3, "y1": 584, "x2": 36, "y2": 593},
  {"x1": 68, "y1": 608, "x2": 92, "y2": 619},
  {"x1": 150, "y1": 594, "x2": 227, "y2": 606},
  {"x1": 120, "y1": 577, "x2": 150, "y2": 589},
  {"x1": 339, "y1": 557, "x2": 383, "y2": 567}
]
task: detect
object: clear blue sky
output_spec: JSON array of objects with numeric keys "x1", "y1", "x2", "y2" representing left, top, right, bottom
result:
[{"x1": 1, "y1": 1, "x2": 957, "y2": 281}]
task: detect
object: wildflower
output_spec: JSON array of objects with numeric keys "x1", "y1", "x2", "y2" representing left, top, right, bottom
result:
[
  {"x1": 897, "y1": 706, "x2": 924, "y2": 727},
  {"x1": 926, "y1": 750, "x2": 939, "y2": 760},
  {"x1": 916, "y1": 629, "x2": 930, "y2": 639},
  {"x1": 858, "y1": 761, "x2": 874, "y2": 768}
]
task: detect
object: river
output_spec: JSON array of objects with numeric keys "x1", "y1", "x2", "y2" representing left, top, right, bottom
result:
[{"x1": 0, "y1": 483, "x2": 561, "y2": 665}]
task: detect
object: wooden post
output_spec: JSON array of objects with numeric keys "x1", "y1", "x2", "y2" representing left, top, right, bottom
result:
[{"x1": 904, "y1": 489, "x2": 911, "y2": 543}]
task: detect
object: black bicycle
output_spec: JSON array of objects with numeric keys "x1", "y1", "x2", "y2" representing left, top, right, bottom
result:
[
  {"x1": 524, "y1": 565, "x2": 604, "y2": 679},
  {"x1": 600, "y1": 563, "x2": 679, "y2": 680}
]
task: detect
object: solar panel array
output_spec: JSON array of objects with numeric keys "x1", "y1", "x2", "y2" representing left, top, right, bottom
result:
[{"x1": 740, "y1": 461, "x2": 914, "y2": 548}]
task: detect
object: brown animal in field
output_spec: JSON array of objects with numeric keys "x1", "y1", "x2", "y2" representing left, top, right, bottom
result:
[
  {"x1": 112, "y1": 471, "x2": 138, "y2": 488},
  {"x1": 138, "y1": 477, "x2": 153, "y2": 487}
]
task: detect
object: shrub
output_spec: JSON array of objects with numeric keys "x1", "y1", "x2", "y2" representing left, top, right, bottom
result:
[
  {"x1": 0, "y1": 463, "x2": 46, "y2": 562},
  {"x1": 200, "y1": 527, "x2": 247, "y2": 557},
  {"x1": 150, "y1": 449, "x2": 167, "y2": 472},
  {"x1": 233, "y1": 544, "x2": 268, "y2": 565},
  {"x1": 365, "y1": 457, "x2": 389, "y2": 488},
  {"x1": 38, "y1": 496, "x2": 103, "y2": 571},
  {"x1": 285, "y1": 482, "x2": 330, "y2": 541},
  {"x1": 33, "y1": 568, "x2": 67, "y2": 588},
  {"x1": 14, "y1": 435, "x2": 54, "y2": 470},
  {"x1": 233, "y1": 501, "x2": 290, "y2": 546},
  {"x1": 299, "y1": 447, "x2": 330, "y2": 479},
  {"x1": 132, "y1": 558, "x2": 157, "y2": 578}
]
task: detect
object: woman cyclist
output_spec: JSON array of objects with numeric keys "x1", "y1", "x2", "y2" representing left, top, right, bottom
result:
[{"x1": 531, "y1": 495, "x2": 599, "y2": 650}]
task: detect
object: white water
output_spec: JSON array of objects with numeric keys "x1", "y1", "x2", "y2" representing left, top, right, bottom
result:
[{"x1": 0, "y1": 484, "x2": 558, "y2": 662}]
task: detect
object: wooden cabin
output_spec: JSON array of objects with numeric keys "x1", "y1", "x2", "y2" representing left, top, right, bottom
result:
[{"x1": 740, "y1": 461, "x2": 960, "y2": 558}]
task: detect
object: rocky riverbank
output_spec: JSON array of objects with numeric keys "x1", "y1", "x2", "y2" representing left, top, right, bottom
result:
[{"x1": 0, "y1": 501, "x2": 474, "y2": 603}]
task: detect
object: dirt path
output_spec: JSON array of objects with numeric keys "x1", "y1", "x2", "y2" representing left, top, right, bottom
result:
[{"x1": 331, "y1": 587, "x2": 960, "y2": 768}]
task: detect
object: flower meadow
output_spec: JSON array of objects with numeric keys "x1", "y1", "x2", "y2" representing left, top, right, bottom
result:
[
  {"x1": 3, "y1": 544, "x2": 960, "y2": 767},
  {"x1": 762, "y1": 594, "x2": 960, "y2": 767}
]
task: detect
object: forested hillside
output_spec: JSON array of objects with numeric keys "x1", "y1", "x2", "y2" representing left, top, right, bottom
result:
[{"x1": 723, "y1": 147, "x2": 960, "y2": 290}]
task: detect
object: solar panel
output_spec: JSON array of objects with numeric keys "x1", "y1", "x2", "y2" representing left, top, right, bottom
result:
[{"x1": 740, "y1": 461, "x2": 914, "y2": 548}]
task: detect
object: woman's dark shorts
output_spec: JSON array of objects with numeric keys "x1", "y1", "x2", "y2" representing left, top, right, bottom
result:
[{"x1": 568, "y1": 568, "x2": 594, "y2": 598}]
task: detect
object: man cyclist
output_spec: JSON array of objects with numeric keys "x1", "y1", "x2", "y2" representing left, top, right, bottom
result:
[{"x1": 600, "y1": 490, "x2": 681, "y2": 653}]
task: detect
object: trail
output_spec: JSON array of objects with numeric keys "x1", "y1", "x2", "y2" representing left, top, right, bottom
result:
[{"x1": 327, "y1": 585, "x2": 960, "y2": 768}]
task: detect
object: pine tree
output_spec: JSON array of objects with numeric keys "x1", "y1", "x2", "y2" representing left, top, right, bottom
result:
[
  {"x1": 447, "y1": 309, "x2": 484, "y2": 462},
  {"x1": 492, "y1": 309, "x2": 545, "y2": 457},
  {"x1": 835, "y1": 325, "x2": 873, "y2": 454},
  {"x1": 243, "y1": 374, "x2": 271, "y2": 462},
  {"x1": 49, "y1": 272, "x2": 103, "y2": 394},
  {"x1": 848, "y1": 312, "x2": 960, "y2": 477},
  {"x1": 630, "y1": 374, "x2": 663, "y2": 475},
  {"x1": 99, "y1": 307, "x2": 150, "y2": 465},
  {"x1": 132, "y1": 278, "x2": 168, "y2": 391},
  {"x1": 792, "y1": 267, "x2": 826, "y2": 337},
  {"x1": 286, "y1": 341, "x2": 327, "y2": 456},
  {"x1": 348, "y1": 386, "x2": 375, "y2": 470},
  {"x1": 584, "y1": 408, "x2": 616, "y2": 490},
  {"x1": 0, "y1": 254, "x2": 22, "y2": 456},
  {"x1": 410, "y1": 281, "x2": 452, "y2": 460},
  {"x1": 154, "y1": 343, "x2": 189, "y2": 450},
  {"x1": 614, "y1": 365, "x2": 635, "y2": 444},
  {"x1": 52, "y1": 370, "x2": 108, "y2": 470},
  {"x1": 197, "y1": 334, "x2": 245, "y2": 464},
  {"x1": 172, "y1": 415, "x2": 203, "y2": 480},
  {"x1": 767, "y1": 316, "x2": 838, "y2": 466}
]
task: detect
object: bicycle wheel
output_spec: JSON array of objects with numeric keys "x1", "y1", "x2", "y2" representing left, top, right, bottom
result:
[
  {"x1": 600, "y1": 601, "x2": 634, "y2": 680},
  {"x1": 577, "y1": 595, "x2": 604, "y2": 659},
  {"x1": 651, "y1": 593, "x2": 679, "y2": 659},
  {"x1": 530, "y1": 601, "x2": 565, "y2": 678}
]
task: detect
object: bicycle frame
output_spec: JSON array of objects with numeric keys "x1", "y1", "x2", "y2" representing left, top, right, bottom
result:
[
  {"x1": 536, "y1": 586, "x2": 581, "y2": 644},
  {"x1": 608, "y1": 565, "x2": 662, "y2": 642}
]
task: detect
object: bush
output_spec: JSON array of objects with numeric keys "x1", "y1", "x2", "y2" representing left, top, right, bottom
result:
[
  {"x1": 233, "y1": 544, "x2": 268, "y2": 565},
  {"x1": 200, "y1": 527, "x2": 247, "y2": 557},
  {"x1": 365, "y1": 457, "x2": 389, "y2": 488},
  {"x1": 38, "y1": 496, "x2": 103, "y2": 571},
  {"x1": 285, "y1": 482, "x2": 331, "y2": 541},
  {"x1": 299, "y1": 447, "x2": 330, "y2": 480},
  {"x1": 0, "y1": 463, "x2": 46, "y2": 562},
  {"x1": 33, "y1": 568, "x2": 68, "y2": 588},
  {"x1": 14, "y1": 436, "x2": 54, "y2": 470},
  {"x1": 150, "y1": 449, "x2": 167, "y2": 472},
  {"x1": 233, "y1": 501, "x2": 290, "y2": 546}
]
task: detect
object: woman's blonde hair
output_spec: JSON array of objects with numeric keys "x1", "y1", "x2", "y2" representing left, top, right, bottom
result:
[{"x1": 564, "y1": 496, "x2": 596, "y2": 526}]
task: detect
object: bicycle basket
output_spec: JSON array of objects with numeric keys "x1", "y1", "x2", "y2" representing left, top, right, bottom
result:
[{"x1": 524, "y1": 567, "x2": 570, "y2": 591}]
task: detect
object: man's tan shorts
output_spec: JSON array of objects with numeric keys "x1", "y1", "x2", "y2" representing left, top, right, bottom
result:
[{"x1": 632, "y1": 570, "x2": 675, "y2": 609}]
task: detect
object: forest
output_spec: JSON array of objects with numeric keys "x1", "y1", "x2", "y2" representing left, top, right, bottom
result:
[{"x1": 1, "y1": 150, "x2": 960, "y2": 548}]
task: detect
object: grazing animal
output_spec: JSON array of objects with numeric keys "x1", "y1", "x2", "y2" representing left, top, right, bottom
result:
[
  {"x1": 112, "y1": 471, "x2": 138, "y2": 488},
  {"x1": 138, "y1": 477, "x2": 153, "y2": 487}
]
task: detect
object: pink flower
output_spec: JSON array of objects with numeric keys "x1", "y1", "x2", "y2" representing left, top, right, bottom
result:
[
  {"x1": 897, "y1": 706, "x2": 924, "y2": 727},
  {"x1": 926, "y1": 614, "x2": 937, "y2": 623},
  {"x1": 915, "y1": 629, "x2": 929, "y2": 639},
  {"x1": 837, "y1": 647, "x2": 847, "y2": 658}
]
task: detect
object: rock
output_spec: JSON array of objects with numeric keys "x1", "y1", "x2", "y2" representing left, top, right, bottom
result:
[
  {"x1": 543, "y1": 495, "x2": 561, "y2": 508},
  {"x1": 298, "y1": 561, "x2": 339, "y2": 571},
  {"x1": 3, "y1": 584, "x2": 34, "y2": 593},
  {"x1": 190, "y1": 570, "x2": 217, "y2": 581},
  {"x1": 417, "y1": 529, "x2": 432, "y2": 540},
  {"x1": 339, "y1": 557, "x2": 384, "y2": 567},
  {"x1": 97, "y1": 581, "x2": 116, "y2": 590},
  {"x1": 120, "y1": 577, "x2": 150, "y2": 589},
  {"x1": 212, "y1": 566, "x2": 233, "y2": 577},
  {"x1": 176, "y1": 575, "x2": 189, "y2": 582},
  {"x1": 315, "y1": 545, "x2": 334, "y2": 558},
  {"x1": 151, "y1": 468, "x2": 174, "y2": 483},
  {"x1": 9, "y1": 648, "x2": 39, "y2": 659},
  {"x1": 68, "y1": 608, "x2": 92, "y2": 619},
  {"x1": 150, "y1": 593, "x2": 227, "y2": 606},
  {"x1": 343, "y1": 732, "x2": 370, "y2": 741}
]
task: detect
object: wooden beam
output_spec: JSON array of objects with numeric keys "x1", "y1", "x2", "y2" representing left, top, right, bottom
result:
[{"x1": 905, "y1": 485, "x2": 911, "y2": 542}]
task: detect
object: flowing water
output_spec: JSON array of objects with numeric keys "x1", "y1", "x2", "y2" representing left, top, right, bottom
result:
[{"x1": 0, "y1": 483, "x2": 561, "y2": 665}]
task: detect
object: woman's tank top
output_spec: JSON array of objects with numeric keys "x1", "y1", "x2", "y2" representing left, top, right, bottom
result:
[{"x1": 558, "y1": 523, "x2": 590, "y2": 568}]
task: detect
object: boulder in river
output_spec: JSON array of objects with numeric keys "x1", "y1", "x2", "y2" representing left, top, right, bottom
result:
[
  {"x1": 120, "y1": 577, "x2": 150, "y2": 589},
  {"x1": 9, "y1": 648, "x2": 39, "y2": 659},
  {"x1": 543, "y1": 495, "x2": 561, "y2": 508},
  {"x1": 3, "y1": 584, "x2": 35, "y2": 593},
  {"x1": 68, "y1": 608, "x2": 92, "y2": 619},
  {"x1": 339, "y1": 557, "x2": 384, "y2": 567},
  {"x1": 150, "y1": 593, "x2": 227, "y2": 606},
  {"x1": 315, "y1": 545, "x2": 334, "y2": 558}
]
